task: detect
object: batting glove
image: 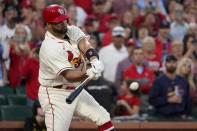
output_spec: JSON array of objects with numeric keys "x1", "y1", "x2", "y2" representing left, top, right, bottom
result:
[
  {"x1": 86, "y1": 67, "x2": 100, "y2": 80},
  {"x1": 90, "y1": 59, "x2": 104, "y2": 74}
]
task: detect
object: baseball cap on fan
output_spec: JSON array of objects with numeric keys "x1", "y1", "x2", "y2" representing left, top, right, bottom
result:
[
  {"x1": 20, "y1": 0, "x2": 33, "y2": 8},
  {"x1": 93, "y1": 0, "x2": 105, "y2": 5},
  {"x1": 112, "y1": 26, "x2": 125, "y2": 37},
  {"x1": 165, "y1": 54, "x2": 177, "y2": 62},
  {"x1": 159, "y1": 20, "x2": 170, "y2": 29}
]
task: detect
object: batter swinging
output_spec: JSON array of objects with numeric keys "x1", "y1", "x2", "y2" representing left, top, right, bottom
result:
[{"x1": 38, "y1": 4, "x2": 115, "y2": 131}]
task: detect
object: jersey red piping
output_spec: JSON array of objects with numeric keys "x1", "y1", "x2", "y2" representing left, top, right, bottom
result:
[
  {"x1": 46, "y1": 87, "x2": 55, "y2": 131},
  {"x1": 57, "y1": 67, "x2": 73, "y2": 76},
  {"x1": 77, "y1": 35, "x2": 87, "y2": 42}
]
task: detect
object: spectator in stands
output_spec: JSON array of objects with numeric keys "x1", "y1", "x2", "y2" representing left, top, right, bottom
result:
[
  {"x1": 171, "y1": 39, "x2": 183, "y2": 62},
  {"x1": 134, "y1": 8, "x2": 165, "y2": 36},
  {"x1": 149, "y1": 54, "x2": 192, "y2": 120},
  {"x1": 0, "y1": 5, "x2": 17, "y2": 70},
  {"x1": 33, "y1": 0, "x2": 46, "y2": 19},
  {"x1": 125, "y1": 38, "x2": 136, "y2": 54},
  {"x1": 20, "y1": 0, "x2": 34, "y2": 26},
  {"x1": 121, "y1": 10, "x2": 135, "y2": 39},
  {"x1": 187, "y1": 23, "x2": 197, "y2": 40},
  {"x1": 24, "y1": 100, "x2": 46, "y2": 131},
  {"x1": 169, "y1": 3, "x2": 188, "y2": 40},
  {"x1": 89, "y1": 35, "x2": 99, "y2": 51},
  {"x1": 165, "y1": 0, "x2": 177, "y2": 22},
  {"x1": 90, "y1": 0, "x2": 114, "y2": 33},
  {"x1": 99, "y1": 26, "x2": 128, "y2": 84},
  {"x1": 101, "y1": 13, "x2": 120, "y2": 47},
  {"x1": 121, "y1": 10, "x2": 133, "y2": 28},
  {"x1": 73, "y1": 0, "x2": 92, "y2": 14},
  {"x1": 112, "y1": 0, "x2": 133, "y2": 18},
  {"x1": 130, "y1": 3, "x2": 140, "y2": 20},
  {"x1": 154, "y1": 20, "x2": 171, "y2": 62},
  {"x1": 136, "y1": 0, "x2": 167, "y2": 16},
  {"x1": 183, "y1": 0, "x2": 197, "y2": 9},
  {"x1": 115, "y1": 79, "x2": 140, "y2": 116},
  {"x1": 183, "y1": 34, "x2": 197, "y2": 71},
  {"x1": 67, "y1": 4, "x2": 77, "y2": 26},
  {"x1": 22, "y1": 44, "x2": 40, "y2": 108},
  {"x1": 63, "y1": 0, "x2": 87, "y2": 27},
  {"x1": 142, "y1": 36, "x2": 161, "y2": 76},
  {"x1": 115, "y1": 45, "x2": 148, "y2": 94},
  {"x1": 0, "y1": 0, "x2": 5, "y2": 29},
  {"x1": 84, "y1": 15, "x2": 101, "y2": 46},
  {"x1": 9, "y1": 24, "x2": 31, "y2": 88},
  {"x1": 176, "y1": 57, "x2": 197, "y2": 106},
  {"x1": 21, "y1": 0, "x2": 45, "y2": 42},
  {"x1": 123, "y1": 47, "x2": 154, "y2": 109},
  {"x1": 133, "y1": 25, "x2": 150, "y2": 47},
  {"x1": 0, "y1": 44, "x2": 8, "y2": 87},
  {"x1": 184, "y1": 6, "x2": 197, "y2": 23}
]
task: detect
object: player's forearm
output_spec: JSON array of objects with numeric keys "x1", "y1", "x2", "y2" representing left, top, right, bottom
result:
[
  {"x1": 61, "y1": 70, "x2": 87, "y2": 83},
  {"x1": 78, "y1": 38, "x2": 94, "y2": 57}
]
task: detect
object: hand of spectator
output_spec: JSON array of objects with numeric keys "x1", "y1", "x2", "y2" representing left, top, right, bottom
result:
[
  {"x1": 181, "y1": 114, "x2": 187, "y2": 120},
  {"x1": 168, "y1": 95, "x2": 182, "y2": 104},
  {"x1": 3, "y1": 78, "x2": 9, "y2": 85},
  {"x1": 188, "y1": 44, "x2": 195, "y2": 54},
  {"x1": 117, "y1": 100, "x2": 128, "y2": 107}
]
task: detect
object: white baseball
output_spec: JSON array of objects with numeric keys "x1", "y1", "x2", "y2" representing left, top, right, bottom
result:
[{"x1": 129, "y1": 82, "x2": 139, "y2": 91}]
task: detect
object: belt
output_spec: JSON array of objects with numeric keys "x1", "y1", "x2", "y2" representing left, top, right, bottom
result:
[{"x1": 53, "y1": 85, "x2": 75, "y2": 90}]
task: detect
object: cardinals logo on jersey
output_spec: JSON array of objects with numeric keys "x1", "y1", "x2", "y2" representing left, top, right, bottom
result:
[
  {"x1": 67, "y1": 51, "x2": 83, "y2": 68},
  {"x1": 67, "y1": 51, "x2": 74, "y2": 62}
]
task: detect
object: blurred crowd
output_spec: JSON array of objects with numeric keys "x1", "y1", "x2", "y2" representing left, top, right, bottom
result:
[{"x1": 0, "y1": 0, "x2": 197, "y2": 124}]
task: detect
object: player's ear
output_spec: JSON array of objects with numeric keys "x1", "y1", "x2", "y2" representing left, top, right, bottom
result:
[{"x1": 46, "y1": 23, "x2": 52, "y2": 29}]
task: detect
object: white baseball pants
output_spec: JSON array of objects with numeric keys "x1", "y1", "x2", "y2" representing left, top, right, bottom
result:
[{"x1": 38, "y1": 86, "x2": 111, "y2": 131}]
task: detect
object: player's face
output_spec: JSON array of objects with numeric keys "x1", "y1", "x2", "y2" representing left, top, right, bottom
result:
[{"x1": 50, "y1": 20, "x2": 68, "y2": 34}]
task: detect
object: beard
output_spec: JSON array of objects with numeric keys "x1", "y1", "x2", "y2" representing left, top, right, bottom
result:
[
  {"x1": 52, "y1": 26, "x2": 67, "y2": 34},
  {"x1": 166, "y1": 66, "x2": 176, "y2": 73}
]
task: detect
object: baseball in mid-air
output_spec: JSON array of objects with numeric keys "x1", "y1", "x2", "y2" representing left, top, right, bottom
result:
[{"x1": 129, "y1": 82, "x2": 139, "y2": 91}]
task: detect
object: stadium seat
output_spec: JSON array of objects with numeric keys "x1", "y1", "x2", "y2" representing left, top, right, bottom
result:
[
  {"x1": 192, "y1": 106, "x2": 197, "y2": 118},
  {"x1": 0, "y1": 86, "x2": 14, "y2": 96},
  {"x1": 16, "y1": 86, "x2": 26, "y2": 95},
  {"x1": 8, "y1": 95, "x2": 27, "y2": 106},
  {"x1": 0, "y1": 105, "x2": 32, "y2": 121},
  {"x1": 0, "y1": 94, "x2": 7, "y2": 105}
]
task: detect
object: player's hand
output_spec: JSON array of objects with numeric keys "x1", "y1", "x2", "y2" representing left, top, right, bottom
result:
[
  {"x1": 86, "y1": 67, "x2": 99, "y2": 80},
  {"x1": 90, "y1": 59, "x2": 104, "y2": 74}
]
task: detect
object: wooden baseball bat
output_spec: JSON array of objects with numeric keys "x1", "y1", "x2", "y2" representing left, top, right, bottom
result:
[{"x1": 66, "y1": 77, "x2": 92, "y2": 104}]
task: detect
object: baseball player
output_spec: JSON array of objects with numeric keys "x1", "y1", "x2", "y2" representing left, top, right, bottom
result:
[{"x1": 38, "y1": 4, "x2": 115, "y2": 131}]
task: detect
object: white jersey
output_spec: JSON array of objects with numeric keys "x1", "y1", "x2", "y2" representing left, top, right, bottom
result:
[{"x1": 39, "y1": 25, "x2": 88, "y2": 87}]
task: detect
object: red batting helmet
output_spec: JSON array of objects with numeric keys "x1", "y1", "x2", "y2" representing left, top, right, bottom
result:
[{"x1": 42, "y1": 4, "x2": 69, "y2": 23}]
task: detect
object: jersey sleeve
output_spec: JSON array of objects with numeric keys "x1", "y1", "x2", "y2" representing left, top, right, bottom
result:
[{"x1": 67, "y1": 25, "x2": 89, "y2": 44}]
